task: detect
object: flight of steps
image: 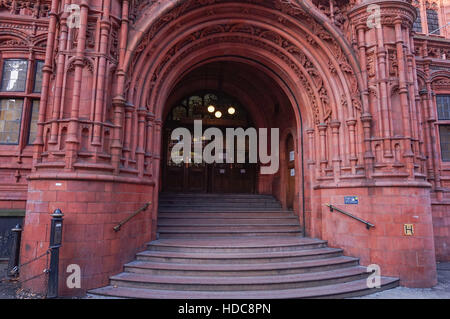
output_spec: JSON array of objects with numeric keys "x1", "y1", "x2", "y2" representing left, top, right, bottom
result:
[
  {"x1": 88, "y1": 193, "x2": 399, "y2": 299},
  {"x1": 157, "y1": 193, "x2": 302, "y2": 238}
]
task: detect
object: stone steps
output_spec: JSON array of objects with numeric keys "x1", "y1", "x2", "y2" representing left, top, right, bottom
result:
[
  {"x1": 159, "y1": 198, "x2": 280, "y2": 204},
  {"x1": 159, "y1": 193, "x2": 275, "y2": 199},
  {"x1": 159, "y1": 207, "x2": 285, "y2": 212},
  {"x1": 146, "y1": 237, "x2": 327, "y2": 253},
  {"x1": 158, "y1": 212, "x2": 294, "y2": 217},
  {"x1": 123, "y1": 256, "x2": 360, "y2": 276},
  {"x1": 88, "y1": 193, "x2": 399, "y2": 299},
  {"x1": 108, "y1": 266, "x2": 369, "y2": 291},
  {"x1": 136, "y1": 247, "x2": 344, "y2": 264},
  {"x1": 157, "y1": 218, "x2": 298, "y2": 225},
  {"x1": 89, "y1": 277, "x2": 399, "y2": 299}
]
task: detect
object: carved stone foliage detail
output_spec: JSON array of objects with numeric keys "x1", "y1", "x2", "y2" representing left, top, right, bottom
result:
[
  {"x1": 67, "y1": 57, "x2": 94, "y2": 73},
  {"x1": 427, "y1": 47, "x2": 450, "y2": 60},
  {"x1": 0, "y1": 0, "x2": 50, "y2": 18},
  {"x1": 425, "y1": 0, "x2": 439, "y2": 10},
  {"x1": 0, "y1": 32, "x2": 47, "y2": 50},
  {"x1": 109, "y1": 24, "x2": 119, "y2": 61},
  {"x1": 432, "y1": 77, "x2": 450, "y2": 90},
  {"x1": 129, "y1": 0, "x2": 367, "y2": 121},
  {"x1": 129, "y1": 0, "x2": 157, "y2": 23},
  {"x1": 0, "y1": 38, "x2": 27, "y2": 47},
  {"x1": 132, "y1": 0, "x2": 355, "y2": 80},
  {"x1": 366, "y1": 53, "x2": 376, "y2": 78},
  {"x1": 311, "y1": 0, "x2": 351, "y2": 30},
  {"x1": 388, "y1": 49, "x2": 398, "y2": 77},
  {"x1": 146, "y1": 22, "x2": 333, "y2": 124}
]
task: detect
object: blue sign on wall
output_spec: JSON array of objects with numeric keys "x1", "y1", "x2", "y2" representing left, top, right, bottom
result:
[{"x1": 344, "y1": 196, "x2": 359, "y2": 204}]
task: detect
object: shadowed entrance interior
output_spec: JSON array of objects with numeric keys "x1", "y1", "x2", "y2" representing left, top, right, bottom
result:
[
  {"x1": 160, "y1": 61, "x2": 298, "y2": 203},
  {"x1": 162, "y1": 90, "x2": 257, "y2": 193}
]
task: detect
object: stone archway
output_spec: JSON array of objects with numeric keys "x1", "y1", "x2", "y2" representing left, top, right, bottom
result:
[
  {"x1": 114, "y1": 0, "x2": 367, "y2": 239},
  {"x1": 19, "y1": 0, "x2": 440, "y2": 296}
]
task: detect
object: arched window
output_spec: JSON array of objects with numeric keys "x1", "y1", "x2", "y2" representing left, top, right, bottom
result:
[
  {"x1": 437, "y1": 94, "x2": 450, "y2": 161},
  {"x1": 412, "y1": 7, "x2": 423, "y2": 33},
  {"x1": 426, "y1": 1, "x2": 440, "y2": 35},
  {"x1": 167, "y1": 91, "x2": 248, "y2": 123},
  {"x1": 0, "y1": 58, "x2": 43, "y2": 145}
]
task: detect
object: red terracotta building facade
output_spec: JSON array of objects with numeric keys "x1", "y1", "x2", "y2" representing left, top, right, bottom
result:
[{"x1": 0, "y1": 0, "x2": 449, "y2": 296}]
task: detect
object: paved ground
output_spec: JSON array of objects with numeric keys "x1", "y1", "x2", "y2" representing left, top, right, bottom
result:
[
  {"x1": 0, "y1": 262, "x2": 19, "y2": 299},
  {"x1": 0, "y1": 262, "x2": 46, "y2": 299},
  {"x1": 353, "y1": 262, "x2": 450, "y2": 299},
  {"x1": 2, "y1": 261, "x2": 450, "y2": 299}
]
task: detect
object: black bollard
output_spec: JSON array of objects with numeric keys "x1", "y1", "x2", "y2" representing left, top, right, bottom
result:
[
  {"x1": 47, "y1": 209, "x2": 64, "y2": 299},
  {"x1": 7, "y1": 224, "x2": 22, "y2": 277}
]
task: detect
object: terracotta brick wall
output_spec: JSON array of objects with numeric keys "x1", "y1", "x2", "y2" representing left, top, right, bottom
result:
[
  {"x1": 310, "y1": 186, "x2": 437, "y2": 288},
  {"x1": 432, "y1": 203, "x2": 450, "y2": 261},
  {"x1": 20, "y1": 179, "x2": 155, "y2": 296}
]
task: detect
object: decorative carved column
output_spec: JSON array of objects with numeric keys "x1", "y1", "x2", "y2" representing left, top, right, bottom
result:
[
  {"x1": 354, "y1": 24, "x2": 373, "y2": 176},
  {"x1": 361, "y1": 112, "x2": 374, "y2": 179},
  {"x1": 123, "y1": 103, "x2": 134, "y2": 166},
  {"x1": 49, "y1": 4, "x2": 69, "y2": 146},
  {"x1": 425, "y1": 77, "x2": 442, "y2": 198},
  {"x1": 145, "y1": 112, "x2": 155, "y2": 176},
  {"x1": 346, "y1": 118, "x2": 358, "y2": 174},
  {"x1": 330, "y1": 120, "x2": 341, "y2": 182},
  {"x1": 420, "y1": 89, "x2": 434, "y2": 179},
  {"x1": 375, "y1": 19, "x2": 394, "y2": 159},
  {"x1": 306, "y1": 128, "x2": 315, "y2": 166},
  {"x1": 153, "y1": 119, "x2": 163, "y2": 176},
  {"x1": 317, "y1": 123, "x2": 328, "y2": 177},
  {"x1": 65, "y1": 1, "x2": 89, "y2": 169},
  {"x1": 407, "y1": 33, "x2": 426, "y2": 172},
  {"x1": 394, "y1": 18, "x2": 415, "y2": 178},
  {"x1": 136, "y1": 107, "x2": 147, "y2": 177},
  {"x1": 92, "y1": 0, "x2": 111, "y2": 148},
  {"x1": 33, "y1": 0, "x2": 60, "y2": 167},
  {"x1": 111, "y1": 0, "x2": 130, "y2": 174}
]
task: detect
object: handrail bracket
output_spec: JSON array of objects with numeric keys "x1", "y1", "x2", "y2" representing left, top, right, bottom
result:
[{"x1": 325, "y1": 203, "x2": 375, "y2": 230}]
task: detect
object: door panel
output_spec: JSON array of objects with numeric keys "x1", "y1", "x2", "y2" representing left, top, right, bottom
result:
[
  {"x1": 162, "y1": 126, "x2": 256, "y2": 193},
  {"x1": 164, "y1": 166, "x2": 184, "y2": 192},
  {"x1": 187, "y1": 166, "x2": 207, "y2": 192}
]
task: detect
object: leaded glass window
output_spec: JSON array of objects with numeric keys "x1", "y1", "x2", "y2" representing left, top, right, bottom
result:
[
  {"x1": 28, "y1": 100, "x2": 40, "y2": 144},
  {"x1": 33, "y1": 60, "x2": 44, "y2": 93},
  {"x1": 427, "y1": 9, "x2": 440, "y2": 34},
  {"x1": 1, "y1": 60, "x2": 28, "y2": 92},
  {"x1": 439, "y1": 125, "x2": 450, "y2": 161},
  {"x1": 437, "y1": 95, "x2": 450, "y2": 120},
  {"x1": 412, "y1": 7, "x2": 422, "y2": 33},
  {"x1": 0, "y1": 98, "x2": 23, "y2": 144}
]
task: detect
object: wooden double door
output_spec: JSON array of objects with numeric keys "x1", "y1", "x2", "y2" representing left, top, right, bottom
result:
[
  {"x1": 162, "y1": 127, "x2": 257, "y2": 193},
  {"x1": 163, "y1": 162, "x2": 256, "y2": 193}
]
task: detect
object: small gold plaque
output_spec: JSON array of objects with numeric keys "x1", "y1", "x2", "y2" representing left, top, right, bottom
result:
[{"x1": 404, "y1": 224, "x2": 414, "y2": 236}]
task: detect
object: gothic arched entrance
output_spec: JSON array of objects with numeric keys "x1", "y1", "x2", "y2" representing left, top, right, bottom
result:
[
  {"x1": 121, "y1": 0, "x2": 366, "y2": 233},
  {"x1": 19, "y1": 0, "x2": 440, "y2": 296}
]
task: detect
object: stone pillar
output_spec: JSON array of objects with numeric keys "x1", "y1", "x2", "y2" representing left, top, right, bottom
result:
[
  {"x1": 20, "y1": 0, "x2": 155, "y2": 296},
  {"x1": 317, "y1": 123, "x2": 328, "y2": 177},
  {"x1": 325, "y1": 0, "x2": 439, "y2": 287},
  {"x1": 33, "y1": 0, "x2": 60, "y2": 167}
]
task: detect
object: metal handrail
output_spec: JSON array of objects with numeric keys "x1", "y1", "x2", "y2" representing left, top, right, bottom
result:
[
  {"x1": 325, "y1": 204, "x2": 375, "y2": 230},
  {"x1": 113, "y1": 202, "x2": 151, "y2": 232}
]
